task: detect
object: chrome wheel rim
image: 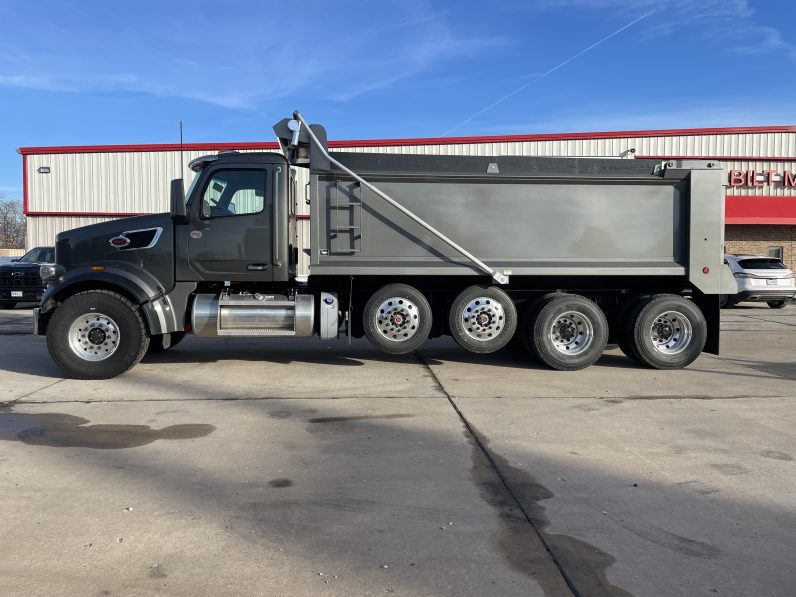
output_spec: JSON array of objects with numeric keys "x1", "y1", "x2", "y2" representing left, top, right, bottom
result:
[
  {"x1": 549, "y1": 311, "x2": 593, "y2": 355},
  {"x1": 375, "y1": 297, "x2": 420, "y2": 342},
  {"x1": 460, "y1": 296, "x2": 505, "y2": 342},
  {"x1": 68, "y1": 312, "x2": 120, "y2": 361},
  {"x1": 649, "y1": 310, "x2": 692, "y2": 355}
]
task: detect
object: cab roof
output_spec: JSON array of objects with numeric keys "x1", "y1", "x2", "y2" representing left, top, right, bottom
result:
[{"x1": 188, "y1": 151, "x2": 286, "y2": 172}]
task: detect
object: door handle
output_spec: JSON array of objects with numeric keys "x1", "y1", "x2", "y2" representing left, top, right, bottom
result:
[{"x1": 247, "y1": 263, "x2": 269, "y2": 271}]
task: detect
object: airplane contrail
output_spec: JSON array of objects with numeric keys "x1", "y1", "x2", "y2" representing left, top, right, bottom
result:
[{"x1": 440, "y1": 9, "x2": 657, "y2": 137}]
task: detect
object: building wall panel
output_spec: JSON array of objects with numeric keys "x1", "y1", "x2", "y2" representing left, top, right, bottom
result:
[{"x1": 27, "y1": 215, "x2": 120, "y2": 248}]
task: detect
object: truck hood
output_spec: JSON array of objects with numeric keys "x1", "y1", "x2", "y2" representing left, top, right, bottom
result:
[
  {"x1": 0, "y1": 262, "x2": 49, "y2": 274},
  {"x1": 55, "y1": 213, "x2": 173, "y2": 270}
]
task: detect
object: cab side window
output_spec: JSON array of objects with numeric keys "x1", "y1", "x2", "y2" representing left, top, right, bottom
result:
[{"x1": 201, "y1": 170, "x2": 265, "y2": 218}]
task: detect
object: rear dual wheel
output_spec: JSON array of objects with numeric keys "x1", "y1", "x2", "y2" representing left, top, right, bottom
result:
[
  {"x1": 521, "y1": 294, "x2": 609, "y2": 371},
  {"x1": 619, "y1": 294, "x2": 706, "y2": 369}
]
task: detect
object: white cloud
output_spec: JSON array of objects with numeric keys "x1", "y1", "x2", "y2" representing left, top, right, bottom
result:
[
  {"x1": 529, "y1": 0, "x2": 795, "y2": 61},
  {"x1": 0, "y1": 1, "x2": 509, "y2": 109}
]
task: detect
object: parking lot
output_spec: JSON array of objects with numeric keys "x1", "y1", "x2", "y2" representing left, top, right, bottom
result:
[{"x1": 1, "y1": 304, "x2": 794, "y2": 596}]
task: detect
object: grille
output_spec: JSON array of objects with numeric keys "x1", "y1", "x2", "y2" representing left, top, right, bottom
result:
[{"x1": 0, "y1": 274, "x2": 42, "y2": 288}]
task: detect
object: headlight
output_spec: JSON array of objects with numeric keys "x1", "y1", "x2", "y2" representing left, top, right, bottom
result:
[{"x1": 40, "y1": 264, "x2": 64, "y2": 282}]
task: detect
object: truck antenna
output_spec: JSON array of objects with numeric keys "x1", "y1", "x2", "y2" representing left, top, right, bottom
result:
[{"x1": 179, "y1": 120, "x2": 184, "y2": 182}]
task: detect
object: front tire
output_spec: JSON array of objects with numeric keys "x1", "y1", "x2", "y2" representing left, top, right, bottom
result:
[
  {"x1": 46, "y1": 290, "x2": 150, "y2": 379},
  {"x1": 767, "y1": 299, "x2": 788, "y2": 309},
  {"x1": 627, "y1": 294, "x2": 706, "y2": 370},
  {"x1": 526, "y1": 294, "x2": 609, "y2": 371},
  {"x1": 448, "y1": 285, "x2": 517, "y2": 354},
  {"x1": 363, "y1": 284, "x2": 432, "y2": 355}
]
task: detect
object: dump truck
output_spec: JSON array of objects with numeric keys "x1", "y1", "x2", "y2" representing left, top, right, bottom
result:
[{"x1": 34, "y1": 112, "x2": 732, "y2": 379}]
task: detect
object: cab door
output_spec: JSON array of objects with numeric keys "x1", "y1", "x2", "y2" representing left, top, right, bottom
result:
[{"x1": 186, "y1": 165, "x2": 273, "y2": 281}]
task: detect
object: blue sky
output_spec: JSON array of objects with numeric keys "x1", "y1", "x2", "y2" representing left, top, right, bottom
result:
[{"x1": 1, "y1": 0, "x2": 794, "y2": 199}]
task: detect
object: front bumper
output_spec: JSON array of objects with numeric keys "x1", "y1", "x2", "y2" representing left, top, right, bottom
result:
[{"x1": 0, "y1": 287, "x2": 45, "y2": 302}]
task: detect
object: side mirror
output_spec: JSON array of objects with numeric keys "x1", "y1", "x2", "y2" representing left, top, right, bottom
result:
[
  {"x1": 10, "y1": 258, "x2": 19, "y2": 262},
  {"x1": 170, "y1": 178, "x2": 187, "y2": 220}
]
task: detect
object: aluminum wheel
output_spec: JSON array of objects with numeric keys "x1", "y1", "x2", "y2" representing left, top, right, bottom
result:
[
  {"x1": 548, "y1": 311, "x2": 594, "y2": 355},
  {"x1": 460, "y1": 296, "x2": 505, "y2": 342},
  {"x1": 375, "y1": 297, "x2": 420, "y2": 342},
  {"x1": 68, "y1": 312, "x2": 121, "y2": 362},
  {"x1": 649, "y1": 310, "x2": 692, "y2": 355}
]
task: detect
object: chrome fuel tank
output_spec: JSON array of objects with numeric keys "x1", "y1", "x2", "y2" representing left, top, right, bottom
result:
[{"x1": 191, "y1": 293, "x2": 314, "y2": 337}]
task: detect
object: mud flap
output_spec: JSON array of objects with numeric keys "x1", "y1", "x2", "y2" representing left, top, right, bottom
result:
[{"x1": 693, "y1": 293, "x2": 720, "y2": 355}]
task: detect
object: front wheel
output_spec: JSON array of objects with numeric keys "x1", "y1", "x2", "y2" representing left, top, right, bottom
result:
[
  {"x1": 363, "y1": 284, "x2": 432, "y2": 355},
  {"x1": 46, "y1": 290, "x2": 150, "y2": 379},
  {"x1": 525, "y1": 294, "x2": 609, "y2": 371},
  {"x1": 767, "y1": 299, "x2": 788, "y2": 309}
]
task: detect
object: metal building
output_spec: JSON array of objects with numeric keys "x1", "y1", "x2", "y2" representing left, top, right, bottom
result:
[{"x1": 19, "y1": 125, "x2": 796, "y2": 269}]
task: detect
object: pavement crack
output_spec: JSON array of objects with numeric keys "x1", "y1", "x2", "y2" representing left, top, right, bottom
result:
[
  {"x1": 416, "y1": 351, "x2": 586, "y2": 596},
  {"x1": 1, "y1": 378, "x2": 66, "y2": 407},
  {"x1": 735, "y1": 314, "x2": 796, "y2": 328},
  {"x1": 717, "y1": 357, "x2": 796, "y2": 382}
]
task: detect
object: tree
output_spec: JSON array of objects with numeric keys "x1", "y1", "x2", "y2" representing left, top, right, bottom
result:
[{"x1": 0, "y1": 195, "x2": 26, "y2": 248}]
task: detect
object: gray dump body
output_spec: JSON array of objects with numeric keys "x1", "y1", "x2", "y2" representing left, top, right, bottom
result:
[{"x1": 306, "y1": 152, "x2": 726, "y2": 294}]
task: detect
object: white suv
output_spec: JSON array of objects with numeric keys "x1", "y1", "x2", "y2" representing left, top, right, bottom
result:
[{"x1": 722, "y1": 254, "x2": 795, "y2": 309}]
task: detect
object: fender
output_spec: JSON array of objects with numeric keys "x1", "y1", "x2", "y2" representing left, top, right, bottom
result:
[{"x1": 38, "y1": 267, "x2": 195, "y2": 336}]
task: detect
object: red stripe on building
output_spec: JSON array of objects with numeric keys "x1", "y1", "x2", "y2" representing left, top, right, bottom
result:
[
  {"x1": 17, "y1": 125, "x2": 796, "y2": 155},
  {"x1": 22, "y1": 154, "x2": 28, "y2": 214},
  {"x1": 26, "y1": 211, "x2": 150, "y2": 217},
  {"x1": 725, "y1": 195, "x2": 796, "y2": 225},
  {"x1": 639, "y1": 155, "x2": 796, "y2": 163}
]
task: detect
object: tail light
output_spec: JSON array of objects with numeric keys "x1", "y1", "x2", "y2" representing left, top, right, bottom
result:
[{"x1": 734, "y1": 271, "x2": 794, "y2": 279}]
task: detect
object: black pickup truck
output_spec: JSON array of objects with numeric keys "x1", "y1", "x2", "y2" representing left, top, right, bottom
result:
[{"x1": 0, "y1": 246, "x2": 54, "y2": 309}]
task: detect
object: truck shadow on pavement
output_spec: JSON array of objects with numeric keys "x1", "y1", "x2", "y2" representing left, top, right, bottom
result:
[{"x1": 140, "y1": 337, "x2": 640, "y2": 372}]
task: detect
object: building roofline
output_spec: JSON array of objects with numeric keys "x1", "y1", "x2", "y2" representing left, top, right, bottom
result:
[{"x1": 18, "y1": 125, "x2": 796, "y2": 155}]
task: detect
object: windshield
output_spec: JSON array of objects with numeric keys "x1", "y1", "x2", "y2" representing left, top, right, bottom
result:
[
  {"x1": 18, "y1": 247, "x2": 55, "y2": 263},
  {"x1": 739, "y1": 258, "x2": 786, "y2": 270}
]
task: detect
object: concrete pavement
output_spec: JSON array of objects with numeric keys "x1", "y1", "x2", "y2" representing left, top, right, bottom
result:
[{"x1": 0, "y1": 304, "x2": 794, "y2": 596}]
